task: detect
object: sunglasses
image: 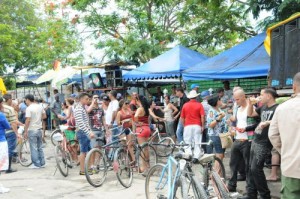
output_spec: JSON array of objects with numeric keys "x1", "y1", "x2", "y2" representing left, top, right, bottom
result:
[
  {"x1": 93, "y1": 97, "x2": 99, "y2": 99},
  {"x1": 125, "y1": 102, "x2": 129, "y2": 105}
]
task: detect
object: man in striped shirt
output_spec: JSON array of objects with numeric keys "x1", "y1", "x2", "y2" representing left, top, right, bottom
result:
[
  {"x1": 74, "y1": 93, "x2": 95, "y2": 175},
  {"x1": 1, "y1": 94, "x2": 19, "y2": 173}
]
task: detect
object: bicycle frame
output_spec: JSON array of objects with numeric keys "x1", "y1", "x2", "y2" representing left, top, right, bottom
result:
[{"x1": 156, "y1": 155, "x2": 182, "y2": 199}]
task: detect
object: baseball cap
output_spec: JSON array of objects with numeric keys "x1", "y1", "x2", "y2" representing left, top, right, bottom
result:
[
  {"x1": 102, "y1": 95, "x2": 109, "y2": 101},
  {"x1": 70, "y1": 93, "x2": 77, "y2": 98},
  {"x1": 201, "y1": 90, "x2": 210, "y2": 98},
  {"x1": 190, "y1": 84, "x2": 199, "y2": 90}
]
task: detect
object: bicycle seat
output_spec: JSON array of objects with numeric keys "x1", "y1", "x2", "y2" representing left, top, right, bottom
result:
[
  {"x1": 174, "y1": 153, "x2": 192, "y2": 161},
  {"x1": 199, "y1": 154, "x2": 215, "y2": 164}
]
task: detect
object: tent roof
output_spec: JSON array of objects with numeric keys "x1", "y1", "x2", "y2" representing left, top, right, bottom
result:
[
  {"x1": 123, "y1": 45, "x2": 208, "y2": 80},
  {"x1": 183, "y1": 33, "x2": 270, "y2": 80}
]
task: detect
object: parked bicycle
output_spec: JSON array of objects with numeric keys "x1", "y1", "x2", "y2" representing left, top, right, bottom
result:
[
  {"x1": 18, "y1": 137, "x2": 32, "y2": 167},
  {"x1": 145, "y1": 143, "x2": 208, "y2": 199},
  {"x1": 53, "y1": 129, "x2": 79, "y2": 177},
  {"x1": 147, "y1": 121, "x2": 175, "y2": 157}
]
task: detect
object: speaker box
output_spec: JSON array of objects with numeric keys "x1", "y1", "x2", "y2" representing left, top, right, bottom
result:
[
  {"x1": 284, "y1": 19, "x2": 300, "y2": 87},
  {"x1": 270, "y1": 26, "x2": 285, "y2": 88},
  {"x1": 270, "y1": 17, "x2": 300, "y2": 88}
]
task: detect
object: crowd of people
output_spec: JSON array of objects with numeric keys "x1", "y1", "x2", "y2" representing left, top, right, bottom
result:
[{"x1": 0, "y1": 72, "x2": 300, "y2": 198}]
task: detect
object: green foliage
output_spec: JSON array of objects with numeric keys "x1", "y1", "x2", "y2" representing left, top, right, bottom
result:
[
  {"x1": 71, "y1": 0, "x2": 254, "y2": 63},
  {"x1": 235, "y1": 0, "x2": 300, "y2": 29},
  {"x1": 0, "y1": 0, "x2": 82, "y2": 73},
  {"x1": 3, "y1": 77, "x2": 16, "y2": 90}
]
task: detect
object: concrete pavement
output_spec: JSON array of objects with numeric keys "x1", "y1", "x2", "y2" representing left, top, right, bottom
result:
[{"x1": 0, "y1": 133, "x2": 281, "y2": 199}]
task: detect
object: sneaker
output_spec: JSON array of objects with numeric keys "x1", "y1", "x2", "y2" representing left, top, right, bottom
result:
[
  {"x1": 28, "y1": 165, "x2": 40, "y2": 169},
  {"x1": 79, "y1": 170, "x2": 93, "y2": 175},
  {"x1": 0, "y1": 185, "x2": 10, "y2": 194},
  {"x1": 40, "y1": 164, "x2": 46, "y2": 168}
]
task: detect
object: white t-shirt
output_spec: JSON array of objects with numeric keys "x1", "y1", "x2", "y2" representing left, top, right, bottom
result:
[
  {"x1": 235, "y1": 105, "x2": 248, "y2": 140},
  {"x1": 26, "y1": 103, "x2": 45, "y2": 130},
  {"x1": 105, "y1": 99, "x2": 119, "y2": 125}
]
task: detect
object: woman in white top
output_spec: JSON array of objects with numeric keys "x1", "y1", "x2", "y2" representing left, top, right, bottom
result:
[{"x1": 162, "y1": 95, "x2": 178, "y2": 142}]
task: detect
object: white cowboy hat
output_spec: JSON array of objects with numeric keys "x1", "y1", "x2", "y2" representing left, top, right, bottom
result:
[{"x1": 187, "y1": 90, "x2": 200, "y2": 99}]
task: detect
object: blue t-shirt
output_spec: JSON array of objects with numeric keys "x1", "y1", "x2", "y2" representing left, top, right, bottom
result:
[
  {"x1": 207, "y1": 108, "x2": 226, "y2": 136},
  {"x1": 0, "y1": 112, "x2": 11, "y2": 142}
]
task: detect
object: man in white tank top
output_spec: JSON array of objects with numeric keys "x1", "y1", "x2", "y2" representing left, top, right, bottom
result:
[{"x1": 227, "y1": 89, "x2": 251, "y2": 192}]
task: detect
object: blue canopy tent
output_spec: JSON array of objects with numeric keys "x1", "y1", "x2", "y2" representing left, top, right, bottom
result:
[
  {"x1": 183, "y1": 33, "x2": 270, "y2": 80},
  {"x1": 123, "y1": 45, "x2": 208, "y2": 80}
]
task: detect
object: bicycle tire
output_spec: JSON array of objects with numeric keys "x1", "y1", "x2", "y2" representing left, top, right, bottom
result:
[
  {"x1": 18, "y1": 139, "x2": 32, "y2": 167},
  {"x1": 154, "y1": 137, "x2": 175, "y2": 157},
  {"x1": 202, "y1": 165, "x2": 209, "y2": 190},
  {"x1": 114, "y1": 148, "x2": 133, "y2": 188},
  {"x1": 145, "y1": 164, "x2": 168, "y2": 199},
  {"x1": 55, "y1": 145, "x2": 69, "y2": 177},
  {"x1": 84, "y1": 148, "x2": 107, "y2": 187},
  {"x1": 51, "y1": 129, "x2": 62, "y2": 146},
  {"x1": 214, "y1": 157, "x2": 226, "y2": 183},
  {"x1": 138, "y1": 143, "x2": 157, "y2": 171},
  {"x1": 211, "y1": 170, "x2": 230, "y2": 199},
  {"x1": 191, "y1": 175, "x2": 209, "y2": 199},
  {"x1": 177, "y1": 175, "x2": 189, "y2": 199}
]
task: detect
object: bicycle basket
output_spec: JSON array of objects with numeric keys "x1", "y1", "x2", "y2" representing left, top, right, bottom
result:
[{"x1": 52, "y1": 133, "x2": 63, "y2": 142}]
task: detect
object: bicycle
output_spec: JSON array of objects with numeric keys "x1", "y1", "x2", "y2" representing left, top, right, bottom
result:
[
  {"x1": 18, "y1": 137, "x2": 32, "y2": 167},
  {"x1": 147, "y1": 121, "x2": 175, "y2": 157},
  {"x1": 199, "y1": 153, "x2": 236, "y2": 199},
  {"x1": 50, "y1": 125, "x2": 68, "y2": 146},
  {"x1": 114, "y1": 126, "x2": 158, "y2": 187},
  {"x1": 145, "y1": 144, "x2": 208, "y2": 199},
  {"x1": 53, "y1": 129, "x2": 79, "y2": 177},
  {"x1": 84, "y1": 125, "x2": 130, "y2": 187}
]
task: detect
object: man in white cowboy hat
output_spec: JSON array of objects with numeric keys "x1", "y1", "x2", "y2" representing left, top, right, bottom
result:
[{"x1": 180, "y1": 90, "x2": 205, "y2": 163}]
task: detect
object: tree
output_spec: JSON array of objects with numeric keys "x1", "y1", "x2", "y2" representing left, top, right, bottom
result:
[
  {"x1": 70, "y1": 0, "x2": 254, "y2": 63},
  {"x1": 234, "y1": 0, "x2": 300, "y2": 29},
  {"x1": 0, "y1": 0, "x2": 82, "y2": 73}
]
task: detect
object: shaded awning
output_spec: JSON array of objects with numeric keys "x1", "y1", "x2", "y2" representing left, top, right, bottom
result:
[
  {"x1": 123, "y1": 45, "x2": 208, "y2": 80},
  {"x1": 183, "y1": 33, "x2": 269, "y2": 80},
  {"x1": 34, "y1": 70, "x2": 58, "y2": 84}
]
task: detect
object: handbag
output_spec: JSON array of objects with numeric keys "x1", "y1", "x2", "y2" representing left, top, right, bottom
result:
[{"x1": 219, "y1": 132, "x2": 233, "y2": 149}]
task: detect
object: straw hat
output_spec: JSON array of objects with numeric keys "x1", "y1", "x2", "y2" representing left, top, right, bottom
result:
[{"x1": 187, "y1": 90, "x2": 200, "y2": 99}]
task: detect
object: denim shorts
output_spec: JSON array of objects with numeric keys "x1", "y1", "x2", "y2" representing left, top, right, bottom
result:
[
  {"x1": 76, "y1": 130, "x2": 91, "y2": 153},
  {"x1": 207, "y1": 135, "x2": 225, "y2": 154}
]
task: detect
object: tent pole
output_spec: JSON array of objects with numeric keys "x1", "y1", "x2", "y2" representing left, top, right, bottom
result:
[
  {"x1": 81, "y1": 69, "x2": 84, "y2": 91},
  {"x1": 180, "y1": 73, "x2": 182, "y2": 87}
]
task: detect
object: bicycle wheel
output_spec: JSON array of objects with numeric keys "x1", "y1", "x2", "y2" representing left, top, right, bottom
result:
[
  {"x1": 18, "y1": 139, "x2": 32, "y2": 167},
  {"x1": 202, "y1": 165, "x2": 210, "y2": 190},
  {"x1": 155, "y1": 137, "x2": 174, "y2": 157},
  {"x1": 177, "y1": 175, "x2": 189, "y2": 199},
  {"x1": 114, "y1": 148, "x2": 133, "y2": 188},
  {"x1": 55, "y1": 145, "x2": 69, "y2": 177},
  {"x1": 191, "y1": 175, "x2": 209, "y2": 199},
  {"x1": 145, "y1": 164, "x2": 168, "y2": 199},
  {"x1": 211, "y1": 171, "x2": 230, "y2": 199},
  {"x1": 213, "y1": 157, "x2": 226, "y2": 183},
  {"x1": 85, "y1": 148, "x2": 107, "y2": 187},
  {"x1": 138, "y1": 143, "x2": 157, "y2": 171},
  {"x1": 51, "y1": 129, "x2": 62, "y2": 146}
]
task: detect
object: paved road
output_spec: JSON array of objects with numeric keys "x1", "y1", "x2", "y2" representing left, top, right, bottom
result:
[{"x1": 0, "y1": 132, "x2": 281, "y2": 199}]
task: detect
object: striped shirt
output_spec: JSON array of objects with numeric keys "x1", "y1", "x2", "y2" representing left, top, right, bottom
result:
[
  {"x1": 74, "y1": 103, "x2": 91, "y2": 135},
  {"x1": 2, "y1": 104, "x2": 16, "y2": 132}
]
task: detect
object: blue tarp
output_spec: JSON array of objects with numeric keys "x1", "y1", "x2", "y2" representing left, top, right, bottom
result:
[
  {"x1": 123, "y1": 45, "x2": 208, "y2": 80},
  {"x1": 182, "y1": 33, "x2": 270, "y2": 80}
]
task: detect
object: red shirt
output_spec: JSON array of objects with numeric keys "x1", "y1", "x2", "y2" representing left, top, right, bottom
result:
[{"x1": 181, "y1": 99, "x2": 205, "y2": 127}]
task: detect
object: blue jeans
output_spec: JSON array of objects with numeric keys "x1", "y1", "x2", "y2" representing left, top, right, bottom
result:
[
  {"x1": 5, "y1": 131, "x2": 17, "y2": 158},
  {"x1": 28, "y1": 129, "x2": 45, "y2": 167},
  {"x1": 176, "y1": 120, "x2": 184, "y2": 143},
  {"x1": 207, "y1": 135, "x2": 225, "y2": 154}
]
